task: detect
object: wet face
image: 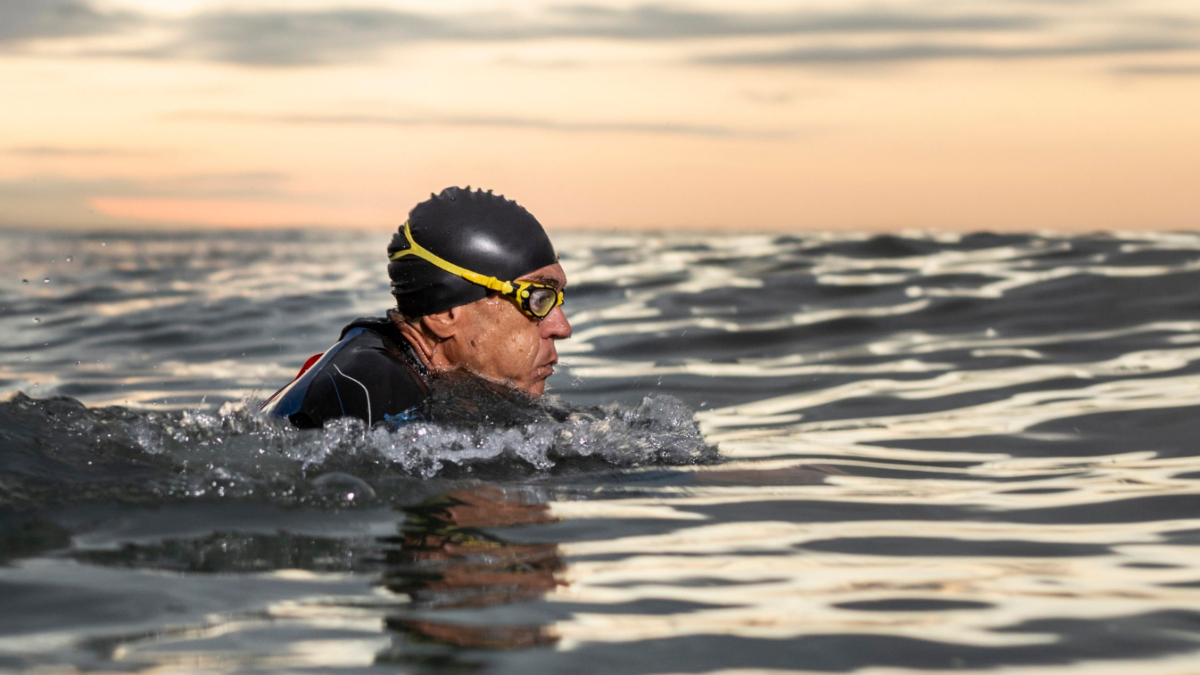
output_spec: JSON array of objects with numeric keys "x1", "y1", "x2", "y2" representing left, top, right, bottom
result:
[{"x1": 442, "y1": 263, "x2": 571, "y2": 396}]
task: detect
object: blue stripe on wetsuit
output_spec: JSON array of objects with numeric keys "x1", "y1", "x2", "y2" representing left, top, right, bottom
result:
[{"x1": 325, "y1": 372, "x2": 346, "y2": 417}]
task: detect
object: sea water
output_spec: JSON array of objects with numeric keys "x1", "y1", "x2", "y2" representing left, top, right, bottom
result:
[{"x1": 2, "y1": 227, "x2": 1200, "y2": 673}]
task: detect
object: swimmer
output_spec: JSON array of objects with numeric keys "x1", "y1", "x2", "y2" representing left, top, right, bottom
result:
[{"x1": 262, "y1": 187, "x2": 572, "y2": 428}]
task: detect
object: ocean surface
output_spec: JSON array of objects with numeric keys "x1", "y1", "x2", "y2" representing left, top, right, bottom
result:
[{"x1": 3, "y1": 227, "x2": 1200, "y2": 674}]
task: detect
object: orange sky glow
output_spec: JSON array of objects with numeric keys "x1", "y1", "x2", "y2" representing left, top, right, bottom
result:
[{"x1": 2, "y1": 0, "x2": 1199, "y2": 232}]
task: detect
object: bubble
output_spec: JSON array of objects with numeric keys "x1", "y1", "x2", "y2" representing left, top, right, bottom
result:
[
  {"x1": 21, "y1": 279, "x2": 28, "y2": 285},
  {"x1": 101, "y1": 242, "x2": 106, "y2": 247},
  {"x1": 43, "y1": 278, "x2": 50, "y2": 284},
  {"x1": 75, "y1": 361, "x2": 81, "y2": 366},
  {"x1": 65, "y1": 256, "x2": 74, "y2": 263},
  {"x1": 311, "y1": 472, "x2": 376, "y2": 500},
  {"x1": 32, "y1": 317, "x2": 41, "y2": 323}
]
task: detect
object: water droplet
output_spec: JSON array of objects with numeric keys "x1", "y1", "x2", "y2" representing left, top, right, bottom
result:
[
  {"x1": 21, "y1": 279, "x2": 28, "y2": 285},
  {"x1": 43, "y1": 278, "x2": 50, "y2": 284},
  {"x1": 32, "y1": 317, "x2": 40, "y2": 323}
]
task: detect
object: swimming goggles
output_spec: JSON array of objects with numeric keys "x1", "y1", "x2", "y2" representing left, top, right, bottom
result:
[{"x1": 389, "y1": 221, "x2": 564, "y2": 320}]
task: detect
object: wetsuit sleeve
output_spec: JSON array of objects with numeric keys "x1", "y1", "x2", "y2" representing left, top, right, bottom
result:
[
  {"x1": 263, "y1": 326, "x2": 427, "y2": 429},
  {"x1": 291, "y1": 364, "x2": 363, "y2": 429}
]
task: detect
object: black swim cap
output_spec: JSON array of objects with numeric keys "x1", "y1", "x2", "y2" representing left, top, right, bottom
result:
[{"x1": 387, "y1": 187, "x2": 558, "y2": 317}]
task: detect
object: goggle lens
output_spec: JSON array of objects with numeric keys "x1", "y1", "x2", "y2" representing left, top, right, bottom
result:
[{"x1": 525, "y1": 286, "x2": 562, "y2": 318}]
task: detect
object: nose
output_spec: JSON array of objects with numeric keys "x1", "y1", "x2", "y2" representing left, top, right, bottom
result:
[{"x1": 540, "y1": 306, "x2": 572, "y2": 340}]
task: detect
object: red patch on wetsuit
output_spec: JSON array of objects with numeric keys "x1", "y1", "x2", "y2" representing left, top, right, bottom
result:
[{"x1": 259, "y1": 352, "x2": 325, "y2": 409}]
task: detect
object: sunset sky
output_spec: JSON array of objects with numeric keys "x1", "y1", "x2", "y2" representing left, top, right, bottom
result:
[{"x1": 2, "y1": 0, "x2": 1199, "y2": 232}]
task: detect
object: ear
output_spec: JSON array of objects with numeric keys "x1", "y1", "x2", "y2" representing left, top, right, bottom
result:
[{"x1": 419, "y1": 305, "x2": 463, "y2": 340}]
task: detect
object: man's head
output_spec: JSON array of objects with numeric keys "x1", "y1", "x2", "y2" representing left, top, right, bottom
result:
[{"x1": 387, "y1": 187, "x2": 571, "y2": 395}]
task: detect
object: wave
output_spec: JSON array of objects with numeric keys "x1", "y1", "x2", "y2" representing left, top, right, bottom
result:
[{"x1": 0, "y1": 385, "x2": 715, "y2": 510}]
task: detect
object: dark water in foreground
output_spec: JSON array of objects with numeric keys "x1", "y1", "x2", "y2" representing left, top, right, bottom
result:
[{"x1": 3, "y1": 227, "x2": 1200, "y2": 674}]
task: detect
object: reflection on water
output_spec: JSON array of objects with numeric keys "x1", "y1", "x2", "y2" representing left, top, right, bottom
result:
[
  {"x1": 16, "y1": 486, "x2": 567, "y2": 671},
  {"x1": 74, "y1": 530, "x2": 371, "y2": 573},
  {"x1": 4, "y1": 228, "x2": 1200, "y2": 673},
  {"x1": 381, "y1": 486, "x2": 564, "y2": 651}
]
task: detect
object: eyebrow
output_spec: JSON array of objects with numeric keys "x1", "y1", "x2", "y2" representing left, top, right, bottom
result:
[{"x1": 522, "y1": 275, "x2": 565, "y2": 290}]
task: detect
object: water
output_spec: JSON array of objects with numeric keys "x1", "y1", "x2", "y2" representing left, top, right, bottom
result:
[{"x1": 3, "y1": 227, "x2": 1200, "y2": 673}]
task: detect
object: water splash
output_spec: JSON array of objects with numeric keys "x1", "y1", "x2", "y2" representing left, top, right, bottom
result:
[{"x1": 0, "y1": 387, "x2": 715, "y2": 510}]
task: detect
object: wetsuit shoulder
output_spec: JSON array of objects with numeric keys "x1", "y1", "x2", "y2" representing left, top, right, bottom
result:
[{"x1": 264, "y1": 317, "x2": 428, "y2": 429}]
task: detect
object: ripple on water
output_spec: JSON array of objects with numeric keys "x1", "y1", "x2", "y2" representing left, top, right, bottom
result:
[{"x1": 1, "y1": 229, "x2": 1200, "y2": 673}]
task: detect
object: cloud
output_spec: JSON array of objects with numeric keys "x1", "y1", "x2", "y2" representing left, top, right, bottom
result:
[
  {"x1": 0, "y1": 0, "x2": 134, "y2": 45},
  {"x1": 0, "y1": 173, "x2": 291, "y2": 228},
  {"x1": 0, "y1": 172, "x2": 288, "y2": 204},
  {"x1": 7, "y1": 145, "x2": 157, "y2": 157},
  {"x1": 141, "y1": 8, "x2": 439, "y2": 66},
  {"x1": 535, "y1": 5, "x2": 1043, "y2": 39},
  {"x1": 168, "y1": 111, "x2": 790, "y2": 139},
  {"x1": 136, "y1": 4, "x2": 1045, "y2": 66},
  {"x1": 698, "y1": 36, "x2": 1199, "y2": 66},
  {"x1": 495, "y1": 55, "x2": 586, "y2": 69},
  {"x1": 6, "y1": 0, "x2": 1197, "y2": 74},
  {"x1": 738, "y1": 89, "x2": 805, "y2": 106},
  {"x1": 1111, "y1": 63, "x2": 1200, "y2": 76},
  {"x1": 141, "y1": 171, "x2": 290, "y2": 199}
]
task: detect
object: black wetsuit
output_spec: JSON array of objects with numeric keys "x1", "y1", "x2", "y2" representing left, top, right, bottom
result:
[{"x1": 262, "y1": 317, "x2": 429, "y2": 429}]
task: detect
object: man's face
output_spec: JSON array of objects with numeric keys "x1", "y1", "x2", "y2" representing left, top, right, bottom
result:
[{"x1": 443, "y1": 263, "x2": 571, "y2": 396}]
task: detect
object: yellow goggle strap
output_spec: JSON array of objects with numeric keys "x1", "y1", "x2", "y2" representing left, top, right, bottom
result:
[{"x1": 389, "y1": 221, "x2": 514, "y2": 296}]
